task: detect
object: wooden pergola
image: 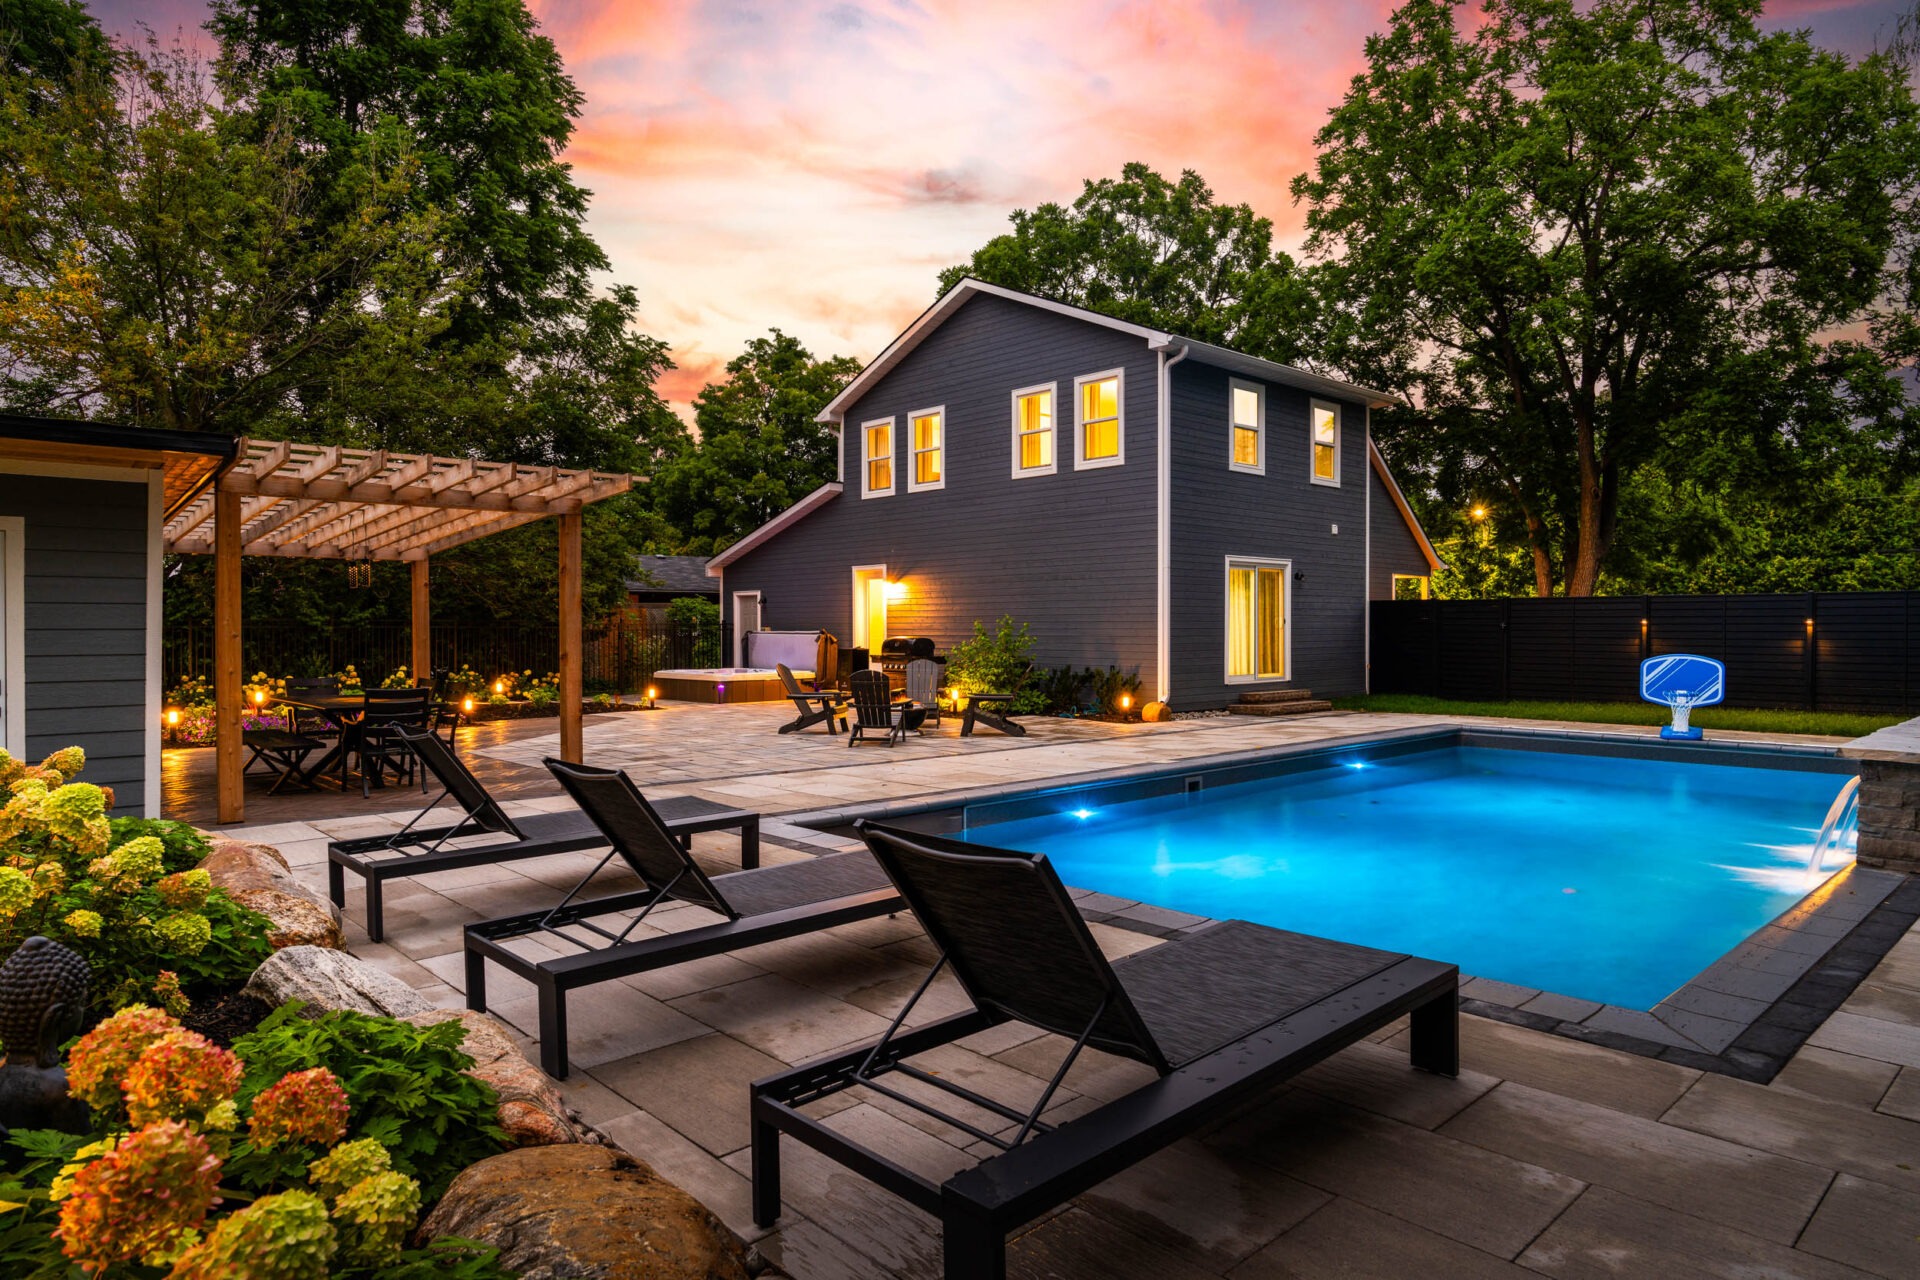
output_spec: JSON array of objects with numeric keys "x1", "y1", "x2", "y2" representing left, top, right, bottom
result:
[{"x1": 164, "y1": 438, "x2": 632, "y2": 823}]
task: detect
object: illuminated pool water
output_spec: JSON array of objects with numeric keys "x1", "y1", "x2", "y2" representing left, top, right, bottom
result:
[{"x1": 957, "y1": 745, "x2": 1854, "y2": 1009}]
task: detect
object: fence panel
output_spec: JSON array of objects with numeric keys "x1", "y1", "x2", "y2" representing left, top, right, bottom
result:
[{"x1": 1369, "y1": 591, "x2": 1920, "y2": 716}]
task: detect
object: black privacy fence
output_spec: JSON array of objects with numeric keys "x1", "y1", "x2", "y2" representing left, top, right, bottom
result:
[
  {"x1": 1369, "y1": 592, "x2": 1920, "y2": 715},
  {"x1": 163, "y1": 617, "x2": 733, "y2": 695}
]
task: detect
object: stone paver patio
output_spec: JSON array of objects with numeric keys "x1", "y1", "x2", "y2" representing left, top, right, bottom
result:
[{"x1": 202, "y1": 702, "x2": 1920, "y2": 1278}]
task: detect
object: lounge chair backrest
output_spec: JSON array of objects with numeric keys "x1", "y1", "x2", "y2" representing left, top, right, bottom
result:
[
  {"x1": 848, "y1": 669, "x2": 894, "y2": 729},
  {"x1": 544, "y1": 759, "x2": 736, "y2": 918},
  {"x1": 904, "y1": 659, "x2": 939, "y2": 707},
  {"x1": 776, "y1": 663, "x2": 806, "y2": 698},
  {"x1": 857, "y1": 823, "x2": 1170, "y2": 1072},
  {"x1": 396, "y1": 728, "x2": 522, "y2": 837}
]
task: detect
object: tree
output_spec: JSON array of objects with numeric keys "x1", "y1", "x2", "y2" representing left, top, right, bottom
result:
[
  {"x1": 1, "y1": 0, "x2": 109, "y2": 86},
  {"x1": 939, "y1": 163, "x2": 1316, "y2": 364},
  {"x1": 0, "y1": 35, "x2": 454, "y2": 432},
  {"x1": 207, "y1": 0, "x2": 674, "y2": 470},
  {"x1": 650, "y1": 330, "x2": 860, "y2": 552},
  {"x1": 1296, "y1": 0, "x2": 1920, "y2": 595}
]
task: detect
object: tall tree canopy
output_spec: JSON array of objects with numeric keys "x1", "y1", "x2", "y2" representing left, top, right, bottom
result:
[
  {"x1": 939, "y1": 162, "x2": 1315, "y2": 364},
  {"x1": 1297, "y1": 0, "x2": 1920, "y2": 596},
  {"x1": 650, "y1": 330, "x2": 860, "y2": 554}
]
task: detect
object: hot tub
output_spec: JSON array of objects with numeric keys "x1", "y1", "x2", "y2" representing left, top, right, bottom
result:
[{"x1": 651, "y1": 668, "x2": 810, "y2": 704}]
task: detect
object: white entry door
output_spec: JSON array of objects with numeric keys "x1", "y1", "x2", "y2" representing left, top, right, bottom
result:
[{"x1": 733, "y1": 591, "x2": 762, "y2": 666}]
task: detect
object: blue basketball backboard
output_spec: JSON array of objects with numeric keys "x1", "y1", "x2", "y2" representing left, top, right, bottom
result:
[{"x1": 1640, "y1": 654, "x2": 1725, "y2": 709}]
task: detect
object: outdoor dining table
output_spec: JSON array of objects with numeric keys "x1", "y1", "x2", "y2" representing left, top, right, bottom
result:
[{"x1": 269, "y1": 693, "x2": 368, "y2": 788}]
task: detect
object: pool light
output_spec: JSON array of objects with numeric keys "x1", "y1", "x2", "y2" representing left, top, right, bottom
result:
[
  {"x1": 1344, "y1": 760, "x2": 1369, "y2": 770},
  {"x1": 1070, "y1": 808, "x2": 1096, "y2": 820}
]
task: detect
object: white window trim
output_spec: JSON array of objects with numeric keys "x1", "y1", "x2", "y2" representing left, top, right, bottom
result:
[
  {"x1": 1223, "y1": 555, "x2": 1292, "y2": 685},
  {"x1": 1309, "y1": 398, "x2": 1342, "y2": 488},
  {"x1": 1228, "y1": 377, "x2": 1265, "y2": 475},
  {"x1": 1009, "y1": 381, "x2": 1058, "y2": 479},
  {"x1": 860, "y1": 416, "x2": 895, "y2": 499},
  {"x1": 1073, "y1": 368, "x2": 1126, "y2": 470},
  {"x1": 906, "y1": 405, "x2": 946, "y2": 493}
]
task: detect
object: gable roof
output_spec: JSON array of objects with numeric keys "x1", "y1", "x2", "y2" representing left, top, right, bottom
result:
[
  {"x1": 816, "y1": 278, "x2": 1395, "y2": 422},
  {"x1": 628, "y1": 554, "x2": 717, "y2": 596},
  {"x1": 705, "y1": 482, "x2": 842, "y2": 572},
  {"x1": 1368, "y1": 442, "x2": 1444, "y2": 575}
]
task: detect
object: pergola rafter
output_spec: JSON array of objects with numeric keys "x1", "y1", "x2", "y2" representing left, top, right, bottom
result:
[{"x1": 163, "y1": 438, "x2": 634, "y2": 823}]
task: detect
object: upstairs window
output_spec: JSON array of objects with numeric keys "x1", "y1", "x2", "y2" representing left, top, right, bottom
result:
[
  {"x1": 1075, "y1": 370, "x2": 1124, "y2": 469},
  {"x1": 1229, "y1": 379, "x2": 1264, "y2": 474},
  {"x1": 1011, "y1": 383, "x2": 1056, "y2": 477},
  {"x1": 908, "y1": 407, "x2": 945, "y2": 492},
  {"x1": 862, "y1": 417, "x2": 894, "y2": 498},
  {"x1": 1310, "y1": 400, "x2": 1341, "y2": 486}
]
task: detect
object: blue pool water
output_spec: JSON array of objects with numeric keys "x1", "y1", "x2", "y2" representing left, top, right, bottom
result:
[{"x1": 958, "y1": 746, "x2": 1853, "y2": 1009}]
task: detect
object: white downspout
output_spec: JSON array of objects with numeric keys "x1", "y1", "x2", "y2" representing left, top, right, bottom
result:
[
  {"x1": 1363, "y1": 409, "x2": 1372, "y2": 695},
  {"x1": 1153, "y1": 340, "x2": 1188, "y2": 706}
]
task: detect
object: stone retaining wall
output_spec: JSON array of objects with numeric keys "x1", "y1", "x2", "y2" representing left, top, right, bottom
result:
[{"x1": 1845, "y1": 718, "x2": 1920, "y2": 874}]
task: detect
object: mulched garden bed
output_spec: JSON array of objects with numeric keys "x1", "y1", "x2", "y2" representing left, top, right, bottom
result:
[
  {"x1": 179, "y1": 988, "x2": 275, "y2": 1048},
  {"x1": 463, "y1": 700, "x2": 643, "y2": 722}
]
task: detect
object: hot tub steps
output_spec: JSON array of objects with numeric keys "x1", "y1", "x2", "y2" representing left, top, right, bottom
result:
[{"x1": 1228, "y1": 689, "x2": 1334, "y2": 716}]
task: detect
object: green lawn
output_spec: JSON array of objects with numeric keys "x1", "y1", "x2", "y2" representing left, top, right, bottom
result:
[{"x1": 1330, "y1": 693, "x2": 1902, "y2": 740}]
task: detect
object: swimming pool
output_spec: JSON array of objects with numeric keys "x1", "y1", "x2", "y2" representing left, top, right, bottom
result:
[{"x1": 955, "y1": 742, "x2": 1856, "y2": 1010}]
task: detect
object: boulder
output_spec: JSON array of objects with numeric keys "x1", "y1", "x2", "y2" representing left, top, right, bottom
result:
[
  {"x1": 203, "y1": 841, "x2": 343, "y2": 950},
  {"x1": 242, "y1": 946, "x2": 432, "y2": 1019},
  {"x1": 1142, "y1": 700, "x2": 1174, "y2": 723},
  {"x1": 404, "y1": 1008, "x2": 596, "y2": 1147},
  {"x1": 417, "y1": 1145, "x2": 753, "y2": 1280}
]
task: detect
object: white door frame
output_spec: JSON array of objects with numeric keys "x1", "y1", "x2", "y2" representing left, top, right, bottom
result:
[
  {"x1": 0, "y1": 516, "x2": 24, "y2": 759},
  {"x1": 731, "y1": 590, "x2": 762, "y2": 666},
  {"x1": 849, "y1": 564, "x2": 887, "y2": 651},
  {"x1": 1222, "y1": 555, "x2": 1292, "y2": 684}
]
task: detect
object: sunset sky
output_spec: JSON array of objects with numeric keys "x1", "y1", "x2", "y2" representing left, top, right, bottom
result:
[{"x1": 90, "y1": 0, "x2": 1915, "y2": 413}]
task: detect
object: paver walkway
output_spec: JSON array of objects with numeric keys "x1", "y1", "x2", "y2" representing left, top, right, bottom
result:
[{"x1": 211, "y1": 704, "x2": 1920, "y2": 1279}]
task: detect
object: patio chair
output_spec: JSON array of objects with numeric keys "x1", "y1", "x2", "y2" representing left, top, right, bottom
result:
[
  {"x1": 750, "y1": 823, "x2": 1459, "y2": 1279},
  {"x1": 327, "y1": 727, "x2": 757, "y2": 942},
  {"x1": 776, "y1": 663, "x2": 847, "y2": 735},
  {"x1": 281, "y1": 676, "x2": 343, "y2": 739},
  {"x1": 904, "y1": 657, "x2": 943, "y2": 729},
  {"x1": 349, "y1": 688, "x2": 433, "y2": 797},
  {"x1": 463, "y1": 759, "x2": 906, "y2": 1078},
  {"x1": 847, "y1": 668, "x2": 921, "y2": 747}
]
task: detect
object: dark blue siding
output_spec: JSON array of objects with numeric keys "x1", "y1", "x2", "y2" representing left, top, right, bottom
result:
[
  {"x1": 722, "y1": 293, "x2": 1159, "y2": 676},
  {"x1": 0, "y1": 474, "x2": 149, "y2": 811},
  {"x1": 1166, "y1": 360, "x2": 1371, "y2": 707},
  {"x1": 1368, "y1": 464, "x2": 1432, "y2": 600}
]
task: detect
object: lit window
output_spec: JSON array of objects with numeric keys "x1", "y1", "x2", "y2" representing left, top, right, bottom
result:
[
  {"x1": 1011, "y1": 384, "x2": 1055, "y2": 477},
  {"x1": 862, "y1": 417, "x2": 894, "y2": 498},
  {"x1": 1392, "y1": 574, "x2": 1429, "y2": 601},
  {"x1": 1075, "y1": 370, "x2": 1124, "y2": 468},
  {"x1": 1310, "y1": 400, "x2": 1340, "y2": 485},
  {"x1": 1229, "y1": 379, "x2": 1264, "y2": 474},
  {"x1": 908, "y1": 407, "x2": 945, "y2": 492},
  {"x1": 1226, "y1": 558, "x2": 1287, "y2": 681}
]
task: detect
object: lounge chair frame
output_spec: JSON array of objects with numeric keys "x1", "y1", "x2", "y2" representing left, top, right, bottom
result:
[
  {"x1": 463, "y1": 758, "x2": 904, "y2": 1078},
  {"x1": 327, "y1": 728, "x2": 757, "y2": 943},
  {"x1": 749, "y1": 824, "x2": 1458, "y2": 1279}
]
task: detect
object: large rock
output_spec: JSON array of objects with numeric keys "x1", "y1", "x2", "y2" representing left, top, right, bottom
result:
[
  {"x1": 242, "y1": 946, "x2": 432, "y2": 1019},
  {"x1": 203, "y1": 840, "x2": 343, "y2": 949},
  {"x1": 417, "y1": 1145, "x2": 753, "y2": 1280},
  {"x1": 405, "y1": 1008, "x2": 596, "y2": 1147}
]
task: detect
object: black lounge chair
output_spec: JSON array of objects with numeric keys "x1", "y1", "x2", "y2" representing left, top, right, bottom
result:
[
  {"x1": 464, "y1": 759, "x2": 906, "y2": 1078},
  {"x1": 327, "y1": 728, "x2": 758, "y2": 943},
  {"x1": 776, "y1": 662, "x2": 847, "y2": 735},
  {"x1": 750, "y1": 823, "x2": 1458, "y2": 1279}
]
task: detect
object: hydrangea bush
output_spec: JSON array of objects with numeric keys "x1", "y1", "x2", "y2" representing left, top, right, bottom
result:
[
  {"x1": 0, "y1": 748, "x2": 273, "y2": 1019},
  {"x1": 0, "y1": 1006, "x2": 510, "y2": 1280}
]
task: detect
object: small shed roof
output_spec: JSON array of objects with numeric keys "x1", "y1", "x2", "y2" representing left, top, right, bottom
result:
[
  {"x1": 164, "y1": 438, "x2": 631, "y2": 561},
  {"x1": 628, "y1": 554, "x2": 716, "y2": 596},
  {"x1": 0, "y1": 413, "x2": 235, "y2": 517}
]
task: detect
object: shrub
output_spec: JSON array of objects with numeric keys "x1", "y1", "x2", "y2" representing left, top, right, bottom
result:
[
  {"x1": 232, "y1": 1003, "x2": 506, "y2": 1201},
  {"x1": 379, "y1": 666, "x2": 414, "y2": 690},
  {"x1": 946, "y1": 616, "x2": 1046, "y2": 714},
  {"x1": 0, "y1": 750, "x2": 273, "y2": 1016}
]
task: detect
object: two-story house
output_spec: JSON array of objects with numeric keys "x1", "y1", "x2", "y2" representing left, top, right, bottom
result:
[{"x1": 705, "y1": 278, "x2": 1439, "y2": 710}]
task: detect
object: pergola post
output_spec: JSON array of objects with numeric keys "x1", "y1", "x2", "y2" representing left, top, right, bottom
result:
[
  {"x1": 214, "y1": 487, "x2": 243, "y2": 823},
  {"x1": 410, "y1": 559, "x2": 431, "y2": 687},
  {"x1": 557, "y1": 511, "x2": 583, "y2": 763}
]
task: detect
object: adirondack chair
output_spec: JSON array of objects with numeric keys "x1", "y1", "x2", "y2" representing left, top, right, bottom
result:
[
  {"x1": 777, "y1": 663, "x2": 847, "y2": 735},
  {"x1": 904, "y1": 657, "x2": 943, "y2": 729},
  {"x1": 847, "y1": 668, "x2": 917, "y2": 747}
]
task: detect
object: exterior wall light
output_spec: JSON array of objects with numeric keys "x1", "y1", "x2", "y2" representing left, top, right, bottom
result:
[{"x1": 885, "y1": 580, "x2": 908, "y2": 601}]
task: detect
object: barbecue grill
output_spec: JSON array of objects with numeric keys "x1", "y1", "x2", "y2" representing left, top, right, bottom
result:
[{"x1": 873, "y1": 636, "x2": 942, "y2": 689}]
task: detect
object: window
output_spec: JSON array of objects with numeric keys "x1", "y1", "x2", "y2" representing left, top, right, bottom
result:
[
  {"x1": 1011, "y1": 383, "x2": 1056, "y2": 477},
  {"x1": 1229, "y1": 378, "x2": 1264, "y2": 474},
  {"x1": 1074, "y1": 369, "x2": 1124, "y2": 469},
  {"x1": 908, "y1": 407, "x2": 945, "y2": 492},
  {"x1": 1392, "y1": 574, "x2": 1430, "y2": 601},
  {"x1": 1309, "y1": 400, "x2": 1341, "y2": 486},
  {"x1": 1225, "y1": 557, "x2": 1288, "y2": 682},
  {"x1": 861, "y1": 417, "x2": 894, "y2": 498}
]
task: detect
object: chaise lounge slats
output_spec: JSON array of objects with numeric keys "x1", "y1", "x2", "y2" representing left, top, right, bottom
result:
[{"x1": 709, "y1": 852, "x2": 896, "y2": 917}]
